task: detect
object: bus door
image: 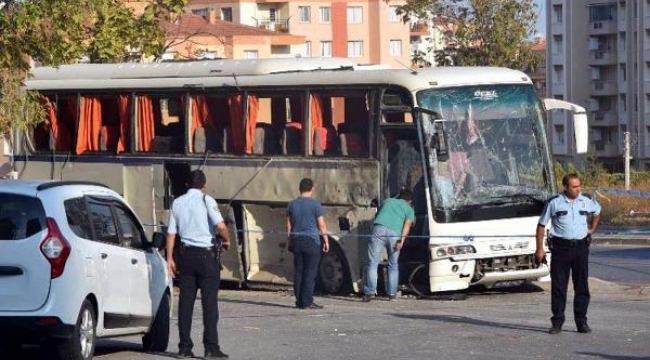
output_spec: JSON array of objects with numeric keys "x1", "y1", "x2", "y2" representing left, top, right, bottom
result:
[{"x1": 379, "y1": 118, "x2": 430, "y2": 276}]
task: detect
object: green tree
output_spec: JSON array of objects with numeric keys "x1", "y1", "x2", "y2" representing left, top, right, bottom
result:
[
  {"x1": 396, "y1": 0, "x2": 541, "y2": 70},
  {"x1": 0, "y1": 0, "x2": 187, "y2": 137}
]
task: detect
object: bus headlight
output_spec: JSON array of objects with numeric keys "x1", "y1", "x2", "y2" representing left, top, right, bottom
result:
[{"x1": 434, "y1": 245, "x2": 476, "y2": 258}]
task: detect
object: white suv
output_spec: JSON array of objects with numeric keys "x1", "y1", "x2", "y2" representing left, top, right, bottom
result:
[{"x1": 0, "y1": 180, "x2": 172, "y2": 360}]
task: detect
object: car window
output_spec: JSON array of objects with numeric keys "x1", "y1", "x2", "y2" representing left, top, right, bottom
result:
[
  {"x1": 114, "y1": 206, "x2": 145, "y2": 249},
  {"x1": 86, "y1": 201, "x2": 120, "y2": 245},
  {"x1": 64, "y1": 197, "x2": 95, "y2": 240},
  {"x1": 0, "y1": 193, "x2": 46, "y2": 240}
]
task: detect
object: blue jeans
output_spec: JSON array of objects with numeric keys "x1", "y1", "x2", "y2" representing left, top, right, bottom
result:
[
  {"x1": 292, "y1": 236, "x2": 321, "y2": 308},
  {"x1": 363, "y1": 225, "x2": 401, "y2": 297}
]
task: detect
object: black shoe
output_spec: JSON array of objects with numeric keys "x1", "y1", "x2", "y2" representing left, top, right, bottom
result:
[
  {"x1": 204, "y1": 349, "x2": 229, "y2": 359},
  {"x1": 300, "y1": 303, "x2": 324, "y2": 310},
  {"x1": 177, "y1": 349, "x2": 195, "y2": 358},
  {"x1": 548, "y1": 326, "x2": 562, "y2": 334},
  {"x1": 362, "y1": 294, "x2": 374, "y2": 303},
  {"x1": 577, "y1": 324, "x2": 592, "y2": 333},
  {"x1": 388, "y1": 295, "x2": 398, "y2": 301}
]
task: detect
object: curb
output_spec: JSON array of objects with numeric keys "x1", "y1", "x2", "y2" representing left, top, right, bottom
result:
[{"x1": 591, "y1": 235, "x2": 650, "y2": 246}]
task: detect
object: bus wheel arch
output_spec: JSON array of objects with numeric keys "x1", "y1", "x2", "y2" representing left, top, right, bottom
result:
[{"x1": 317, "y1": 241, "x2": 352, "y2": 295}]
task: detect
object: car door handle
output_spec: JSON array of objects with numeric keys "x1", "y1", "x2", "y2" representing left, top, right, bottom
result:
[
  {"x1": 100, "y1": 253, "x2": 108, "y2": 259},
  {"x1": 131, "y1": 259, "x2": 138, "y2": 265}
]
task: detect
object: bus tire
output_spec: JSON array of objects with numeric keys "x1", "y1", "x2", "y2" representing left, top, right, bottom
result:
[
  {"x1": 57, "y1": 299, "x2": 96, "y2": 360},
  {"x1": 318, "y1": 243, "x2": 352, "y2": 295},
  {"x1": 142, "y1": 293, "x2": 170, "y2": 353}
]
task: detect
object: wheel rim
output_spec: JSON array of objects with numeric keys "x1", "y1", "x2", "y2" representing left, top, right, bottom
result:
[
  {"x1": 319, "y1": 251, "x2": 345, "y2": 294},
  {"x1": 79, "y1": 308, "x2": 94, "y2": 359}
]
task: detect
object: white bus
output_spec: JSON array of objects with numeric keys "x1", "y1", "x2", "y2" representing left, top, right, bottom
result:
[{"x1": 11, "y1": 58, "x2": 588, "y2": 295}]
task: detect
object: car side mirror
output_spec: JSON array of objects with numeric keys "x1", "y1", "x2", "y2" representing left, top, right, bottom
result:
[{"x1": 152, "y1": 232, "x2": 166, "y2": 250}]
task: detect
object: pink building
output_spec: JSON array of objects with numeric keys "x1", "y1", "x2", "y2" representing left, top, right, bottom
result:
[{"x1": 187, "y1": 0, "x2": 411, "y2": 67}]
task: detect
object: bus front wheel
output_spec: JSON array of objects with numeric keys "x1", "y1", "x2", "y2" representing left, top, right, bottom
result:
[{"x1": 318, "y1": 244, "x2": 352, "y2": 295}]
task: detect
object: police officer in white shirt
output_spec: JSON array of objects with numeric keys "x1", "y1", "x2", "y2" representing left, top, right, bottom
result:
[
  {"x1": 536, "y1": 173, "x2": 601, "y2": 335},
  {"x1": 166, "y1": 170, "x2": 230, "y2": 359}
]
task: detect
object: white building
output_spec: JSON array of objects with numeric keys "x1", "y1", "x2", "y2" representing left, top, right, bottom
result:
[{"x1": 547, "y1": 0, "x2": 650, "y2": 171}]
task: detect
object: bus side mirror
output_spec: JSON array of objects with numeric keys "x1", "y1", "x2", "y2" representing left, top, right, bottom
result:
[
  {"x1": 152, "y1": 232, "x2": 167, "y2": 250},
  {"x1": 573, "y1": 112, "x2": 588, "y2": 154},
  {"x1": 431, "y1": 123, "x2": 449, "y2": 161}
]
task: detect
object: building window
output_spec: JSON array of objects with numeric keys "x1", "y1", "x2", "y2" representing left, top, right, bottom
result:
[
  {"x1": 552, "y1": 4, "x2": 562, "y2": 23},
  {"x1": 221, "y1": 7, "x2": 233, "y2": 22},
  {"x1": 554, "y1": 125, "x2": 565, "y2": 145},
  {"x1": 243, "y1": 50, "x2": 258, "y2": 59},
  {"x1": 552, "y1": 35, "x2": 563, "y2": 54},
  {"x1": 390, "y1": 40, "x2": 402, "y2": 56},
  {"x1": 269, "y1": 8, "x2": 277, "y2": 22},
  {"x1": 192, "y1": 8, "x2": 209, "y2": 18},
  {"x1": 299, "y1": 6, "x2": 311, "y2": 23},
  {"x1": 620, "y1": 94, "x2": 627, "y2": 112},
  {"x1": 389, "y1": 5, "x2": 401, "y2": 22},
  {"x1": 320, "y1": 7, "x2": 331, "y2": 23},
  {"x1": 348, "y1": 41, "x2": 363, "y2": 57},
  {"x1": 589, "y1": 4, "x2": 616, "y2": 22},
  {"x1": 553, "y1": 65, "x2": 563, "y2": 83},
  {"x1": 305, "y1": 41, "x2": 311, "y2": 57},
  {"x1": 347, "y1": 6, "x2": 363, "y2": 24},
  {"x1": 321, "y1": 41, "x2": 332, "y2": 57}
]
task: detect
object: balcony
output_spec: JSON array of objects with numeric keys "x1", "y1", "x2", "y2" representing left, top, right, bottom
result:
[
  {"x1": 591, "y1": 81, "x2": 618, "y2": 96},
  {"x1": 410, "y1": 21, "x2": 429, "y2": 36},
  {"x1": 644, "y1": 80, "x2": 650, "y2": 94},
  {"x1": 592, "y1": 109, "x2": 619, "y2": 126},
  {"x1": 550, "y1": 53, "x2": 563, "y2": 65},
  {"x1": 590, "y1": 50, "x2": 617, "y2": 65},
  {"x1": 589, "y1": 20, "x2": 617, "y2": 35},
  {"x1": 256, "y1": 18, "x2": 290, "y2": 33},
  {"x1": 594, "y1": 143, "x2": 620, "y2": 157}
]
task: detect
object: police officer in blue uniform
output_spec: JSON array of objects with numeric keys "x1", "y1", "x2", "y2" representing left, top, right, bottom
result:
[
  {"x1": 536, "y1": 173, "x2": 601, "y2": 335},
  {"x1": 166, "y1": 170, "x2": 231, "y2": 358}
]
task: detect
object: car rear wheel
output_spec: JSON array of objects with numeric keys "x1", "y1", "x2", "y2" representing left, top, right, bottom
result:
[
  {"x1": 58, "y1": 299, "x2": 96, "y2": 360},
  {"x1": 142, "y1": 293, "x2": 170, "y2": 352}
]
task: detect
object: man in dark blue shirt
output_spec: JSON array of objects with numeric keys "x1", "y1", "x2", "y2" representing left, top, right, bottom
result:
[{"x1": 286, "y1": 178, "x2": 330, "y2": 309}]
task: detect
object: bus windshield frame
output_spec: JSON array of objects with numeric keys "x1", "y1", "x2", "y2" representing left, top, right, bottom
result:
[{"x1": 416, "y1": 84, "x2": 554, "y2": 223}]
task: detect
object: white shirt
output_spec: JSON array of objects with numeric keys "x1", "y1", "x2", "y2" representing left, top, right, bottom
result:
[{"x1": 167, "y1": 188, "x2": 224, "y2": 248}]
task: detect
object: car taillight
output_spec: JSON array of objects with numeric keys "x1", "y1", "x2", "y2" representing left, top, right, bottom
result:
[{"x1": 40, "y1": 218, "x2": 71, "y2": 279}]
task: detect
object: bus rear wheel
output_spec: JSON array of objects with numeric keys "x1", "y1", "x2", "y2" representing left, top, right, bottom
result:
[{"x1": 318, "y1": 244, "x2": 352, "y2": 295}]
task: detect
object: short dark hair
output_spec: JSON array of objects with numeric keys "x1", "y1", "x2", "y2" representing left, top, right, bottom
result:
[
  {"x1": 562, "y1": 173, "x2": 580, "y2": 186},
  {"x1": 399, "y1": 188, "x2": 413, "y2": 202},
  {"x1": 299, "y1": 178, "x2": 313, "y2": 193},
  {"x1": 188, "y1": 169, "x2": 206, "y2": 189}
]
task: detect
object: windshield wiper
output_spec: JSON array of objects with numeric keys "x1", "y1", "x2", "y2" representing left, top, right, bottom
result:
[{"x1": 489, "y1": 194, "x2": 547, "y2": 205}]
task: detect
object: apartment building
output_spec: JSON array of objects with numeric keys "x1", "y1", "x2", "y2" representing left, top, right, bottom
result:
[
  {"x1": 410, "y1": 16, "x2": 458, "y2": 67},
  {"x1": 187, "y1": 0, "x2": 411, "y2": 68},
  {"x1": 547, "y1": 0, "x2": 650, "y2": 171}
]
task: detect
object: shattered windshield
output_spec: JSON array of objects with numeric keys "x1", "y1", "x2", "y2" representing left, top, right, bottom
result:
[{"x1": 417, "y1": 85, "x2": 553, "y2": 222}]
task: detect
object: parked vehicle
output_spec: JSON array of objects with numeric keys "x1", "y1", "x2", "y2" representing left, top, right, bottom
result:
[{"x1": 0, "y1": 180, "x2": 172, "y2": 360}]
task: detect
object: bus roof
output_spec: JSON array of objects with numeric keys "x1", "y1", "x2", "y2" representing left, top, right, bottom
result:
[{"x1": 26, "y1": 58, "x2": 532, "y2": 93}]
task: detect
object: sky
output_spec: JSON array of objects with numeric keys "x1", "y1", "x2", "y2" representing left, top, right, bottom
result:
[{"x1": 535, "y1": 0, "x2": 546, "y2": 38}]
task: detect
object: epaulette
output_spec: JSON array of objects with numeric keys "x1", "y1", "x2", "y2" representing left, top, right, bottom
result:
[
  {"x1": 582, "y1": 193, "x2": 593, "y2": 199},
  {"x1": 547, "y1": 195, "x2": 560, "y2": 202}
]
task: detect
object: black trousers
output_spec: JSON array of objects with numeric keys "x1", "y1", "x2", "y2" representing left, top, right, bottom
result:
[
  {"x1": 550, "y1": 238, "x2": 590, "y2": 327},
  {"x1": 177, "y1": 245, "x2": 221, "y2": 353},
  {"x1": 292, "y1": 237, "x2": 321, "y2": 308}
]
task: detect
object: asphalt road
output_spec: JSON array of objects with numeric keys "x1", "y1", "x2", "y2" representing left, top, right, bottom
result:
[
  {"x1": 590, "y1": 245, "x2": 650, "y2": 286},
  {"x1": 9, "y1": 277, "x2": 650, "y2": 360}
]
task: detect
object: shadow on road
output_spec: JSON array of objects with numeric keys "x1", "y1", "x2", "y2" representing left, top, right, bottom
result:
[
  {"x1": 577, "y1": 352, "x2": 650, "y2": 360},
  {"x1": 390, "y1": 313, "x2": 549, "y2": 333}
]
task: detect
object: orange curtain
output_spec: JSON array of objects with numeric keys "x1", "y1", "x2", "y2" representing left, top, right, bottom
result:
[
  {"x1": 117, "y1": 95, "x2": 131, "y2": 153},
  {"x1": 310, "y1": 93, "x2": 323, "y2": 135},
  {"x1": 228, "y1": 95, "x2": 245, "y2": 153},
  {"x1": 245, "y1": 95, "x2": 259, "y2": 155},
  {"x1": 191, "y1": 96, "x2": 217, "y2": 138},
  {"x1": 75, "y1": 97, "x2": 102, "y2": 154},
  {"x1": 137, "y1": 96, "x2": 155, "y2": 151}
]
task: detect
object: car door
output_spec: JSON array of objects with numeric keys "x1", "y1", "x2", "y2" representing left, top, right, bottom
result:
[
  {"x1": 112, "y1": 204, "x2": 154, "y2": 326},
  {"x1": 85, "y1": 198, "x2": 132, "y2": 328}
]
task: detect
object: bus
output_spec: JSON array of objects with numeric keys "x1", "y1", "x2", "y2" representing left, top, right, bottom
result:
[{"x1": 10, "y1": 57, "x2": 588, "y2": 295}]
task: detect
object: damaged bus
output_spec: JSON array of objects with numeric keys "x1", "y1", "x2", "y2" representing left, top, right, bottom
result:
[{"x1": 10, "y1": 58, "x2": 588, "y2": 295}]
